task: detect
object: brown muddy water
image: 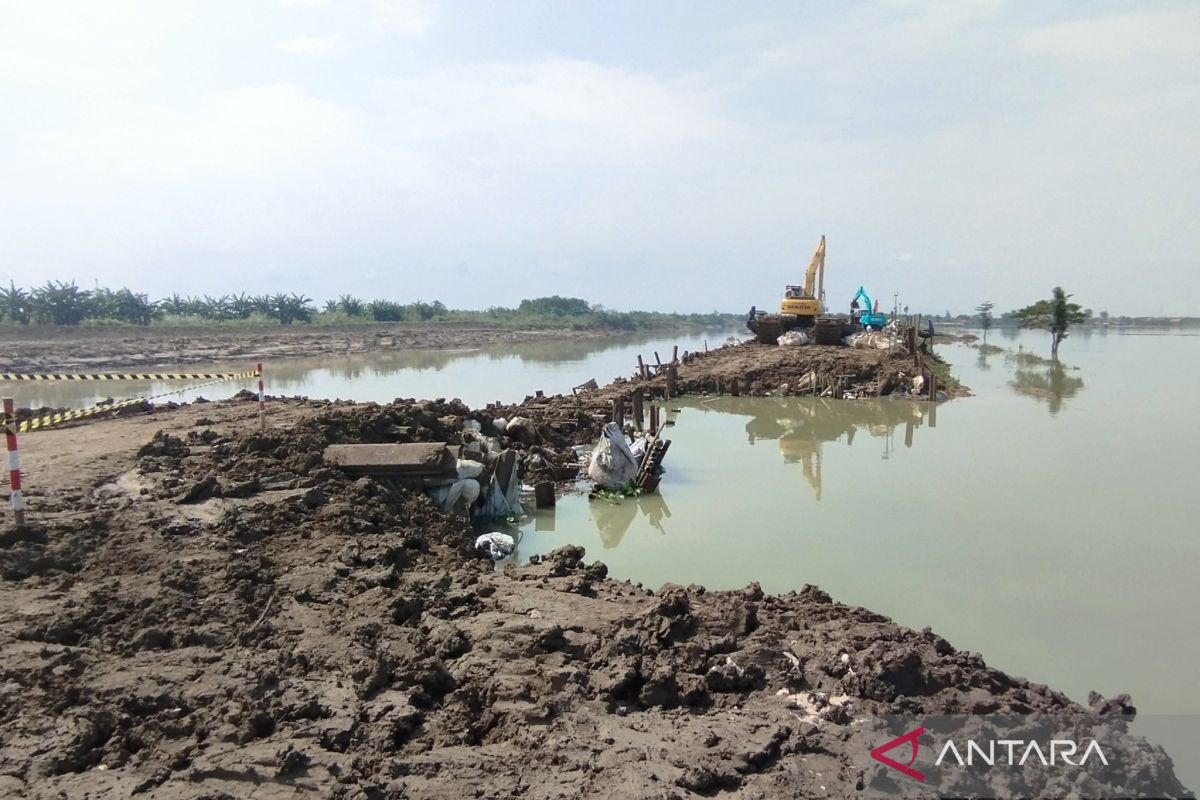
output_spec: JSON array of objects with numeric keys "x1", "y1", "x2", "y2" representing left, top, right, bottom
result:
[{"x1": 7, "y1": 326, "x2": 1199, "y2": 782}]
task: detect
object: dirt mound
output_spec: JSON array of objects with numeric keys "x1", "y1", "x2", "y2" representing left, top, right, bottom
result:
[{"x1": 0, "y1": 397, "x2": 1186, "y2": 798}]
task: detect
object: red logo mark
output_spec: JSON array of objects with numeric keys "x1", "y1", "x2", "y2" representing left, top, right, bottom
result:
[{"x1": 870, "y1": 726, "x2": 925, "y2": 782}]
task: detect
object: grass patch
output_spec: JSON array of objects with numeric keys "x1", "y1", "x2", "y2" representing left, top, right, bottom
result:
[
  {"x1": 590, "y1": 484, "x2": 646, "y2": 502},
  {"x1": 1006, "y1": 349, "x2": 1056, "y2": 367},
  {"x1": 926, "y1": 352, "x2": 962, "y2": 393}
]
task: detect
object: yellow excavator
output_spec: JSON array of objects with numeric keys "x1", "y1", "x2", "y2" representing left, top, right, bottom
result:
[{"x1": 747, "y1": 235, "x2": 846, "y2": 345}]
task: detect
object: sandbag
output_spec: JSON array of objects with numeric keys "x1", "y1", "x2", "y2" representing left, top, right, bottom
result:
[
  {"x1": 778, "y1": 330, "x2": 810, "y2": 346},
  {"x1": 848, "y1": 331, "x2": 902, "y2": 353},
  {"x1": 474, "y1": 532, "x2": 515, "y2": 561},
  {"x1": 427, "y1": 477, "x2": 480, "y2": 513},
  {"x1": 456, "y1": 459, "x2": 484, "y2": 479},
  {"x1": 445, "y1": 478, "x2": 480, "y2": 509},
  {"x1": 587, "y1": 423, "x2": 640, "y2": 489},
  {"x1": 506, "y1": 416, "x2": 538, "y2": 443}
]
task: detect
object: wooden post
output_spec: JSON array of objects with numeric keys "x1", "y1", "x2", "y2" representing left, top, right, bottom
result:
[
  {"x1": 672, "y1": 345, "x2": 678, "y2": 364},
  {"x1": 913, "y1": 316, "x2": 922, "y2": 368},
  {"x1": 654, "y1": 351, "x2": 662, "y2": 368},
  {"x1": 637, "y1": 355, "x2": 646, "y2": 380},
  {"x1": 611, "y1": 397, "x2": 624, "y2": 428},
  {"x1": 666, "y1": 364, "x2": 678, "y2": 400},
  {"x1": 534, "y1": 481, "x2": 556, "y2": 508},
  {"x1": 650, "y1": 405, "x2": 659, "y2": 436},
  {"x1": 3, "y1": 399, "x2": 26, "y2": 526},
  {"x1": 257, "y1": 363, "x2": 265, "y2": 429},
  {"x1": 632, "y1": 388, "x2": 645, "y2": 430}
]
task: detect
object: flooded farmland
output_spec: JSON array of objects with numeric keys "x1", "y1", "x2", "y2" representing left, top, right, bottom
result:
[{"x1": 5, "y1": 326, "x2": 1198, "y2": 785}]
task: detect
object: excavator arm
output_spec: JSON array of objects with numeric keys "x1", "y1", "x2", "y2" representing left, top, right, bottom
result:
[{"x1": 803, "y1": 235, "x2": 827, "y2": 299}]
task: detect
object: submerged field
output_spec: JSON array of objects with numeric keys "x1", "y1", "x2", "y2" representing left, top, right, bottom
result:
[{"x1": 0, "y1": 326, "x2": 1196, "y2": 796}]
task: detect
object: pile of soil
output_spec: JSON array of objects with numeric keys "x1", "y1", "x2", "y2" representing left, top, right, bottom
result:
[
  {"x1": 586, "y1": 338, "x2": 957, "y2": 401},
  {"x1": 0, "y1": 395, "x2": 1188, "y2": 798}
]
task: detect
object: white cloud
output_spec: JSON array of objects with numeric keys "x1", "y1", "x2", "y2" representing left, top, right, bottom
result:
[
  {"x1": 278, "y1": 34, "x2": 342, "y2": 54},
  {"x1": 0, "y1": 0, "x2": 196, "y2": 94},
  {"x1": 276, "y1": 0, "x2": 434, "y2": 38},
  {"x1": 45, "y1": 84, "x2": 365, "y2": 178},
  {"x1": 1022, "y1": 10, "x2": 1200, "y2": 60},
  {"x1": 0, "y1": 1, "x2": 1197, "y2": 312},
  {"x1": 369, "y1": 0, "x2": 434, "y2": 35},
  {"x1": 379, "y1": 59, "x2": 739, "y2": 168}
]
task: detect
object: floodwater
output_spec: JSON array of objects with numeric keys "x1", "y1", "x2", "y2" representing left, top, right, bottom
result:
[
  {"x1": 7, "y1": 325, "x2": 1199, "y2": 783},
  {"x1": 5, "y1": 328, "x2": 733, "y2": 411},
  {"x1": 513, "y1": 327, "x2": 1200, "y2": 784}
]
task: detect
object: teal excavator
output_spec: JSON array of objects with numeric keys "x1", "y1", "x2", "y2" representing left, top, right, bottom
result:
[{"x1": 850, "y1": 287, "x2": 888, "y2": 331}]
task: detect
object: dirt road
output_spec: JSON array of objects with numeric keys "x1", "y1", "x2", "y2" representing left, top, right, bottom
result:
[{"x1": 0, "y1": 390, "x2": 1188, "y2": 798}]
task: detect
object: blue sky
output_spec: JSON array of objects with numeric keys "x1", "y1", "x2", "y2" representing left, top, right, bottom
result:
[{"x1": 1, "y1": 0, "x2": 1197, "y2": 315}]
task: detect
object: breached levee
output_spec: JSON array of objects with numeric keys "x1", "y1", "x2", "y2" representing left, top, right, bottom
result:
[
  {"x1": 579, "y1": 336, "x2": 965, "y2": 403},
  {"x1": 0, "y1": 388, "x2": 1187, "y2": 797}
]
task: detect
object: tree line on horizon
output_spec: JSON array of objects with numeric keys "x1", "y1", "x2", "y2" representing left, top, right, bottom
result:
[{"x1": 0, "y1": 281, "x2": 739, "y2": 331}]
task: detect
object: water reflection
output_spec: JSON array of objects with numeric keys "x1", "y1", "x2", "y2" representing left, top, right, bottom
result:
[
  {"x1": 685, "y1": 396, "x2": 930, "y2": 501},
  {"x1": 589, "y1": 494, "x2": 674, "y2": 549},
  {"x1": 5, "y1": 328, "x2": 736, "y2": 410},
  {"x1": 1009, "y1": 361, "x2": 1086, "y2": 415}
]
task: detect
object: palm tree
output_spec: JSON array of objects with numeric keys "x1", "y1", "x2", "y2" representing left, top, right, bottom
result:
[
  {"x1": 30, "y1": 281, "x2": 92, "y2": 325},
  {"x1": 1, "y1": 282, "x2": 31, "y2": 324}
]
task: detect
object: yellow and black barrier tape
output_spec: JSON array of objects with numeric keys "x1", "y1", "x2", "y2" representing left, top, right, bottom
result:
[
  {"x1": 18, "y1": 398, "x2": 147, "y2": 432},
  {"x1": 17, "y1": 372, "x2": 259, "y2": 432},
  {"x1": 1, "y1": 369, "x2": 260, "y2": 382}
]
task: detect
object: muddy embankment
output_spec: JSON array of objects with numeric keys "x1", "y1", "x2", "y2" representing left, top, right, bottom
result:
[
  {"x1": 0, "y1": 346, "x2": 1188, "y2": 798},
  {"x1": 0, "y1": 323, "x2": 630, "y2": 374}
]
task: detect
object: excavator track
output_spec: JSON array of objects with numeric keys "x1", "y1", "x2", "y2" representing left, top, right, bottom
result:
[
  {"x1": 813, "y1": 316, "x2": 845, "y2": 346},
  {"x1": 754, "y1": 316, "x2": 782, "y2": 345}
]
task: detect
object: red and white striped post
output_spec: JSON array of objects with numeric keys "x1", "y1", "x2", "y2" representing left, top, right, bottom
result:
[
  {"x1": 256, "y1": 363, "x2": 265, "y2": 429},
  {"x1": 3, "y1": 398, "x2": 26, "y2": 526}
]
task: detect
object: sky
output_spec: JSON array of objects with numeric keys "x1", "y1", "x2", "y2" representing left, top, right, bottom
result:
[{"x1": 1, "y1": 0, "x2": 1197, "y2": 316}]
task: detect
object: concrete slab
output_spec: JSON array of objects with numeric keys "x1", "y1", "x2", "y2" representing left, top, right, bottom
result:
[{"x1": 323, "y1": 443, "x2": 457, "y2": 478}]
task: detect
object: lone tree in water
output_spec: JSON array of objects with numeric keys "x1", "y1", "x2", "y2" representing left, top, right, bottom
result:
[
  {"x1": 1013, "y1": 287, "x2": 1088, "y2": 360},
  {"x1": 975, "y1": 301, "x2": 995, "y2": 342}
]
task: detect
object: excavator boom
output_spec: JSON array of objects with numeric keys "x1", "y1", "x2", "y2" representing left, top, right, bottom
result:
[{"x1": 804, "y1": 235, "x2": 826, "y2": 299}]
